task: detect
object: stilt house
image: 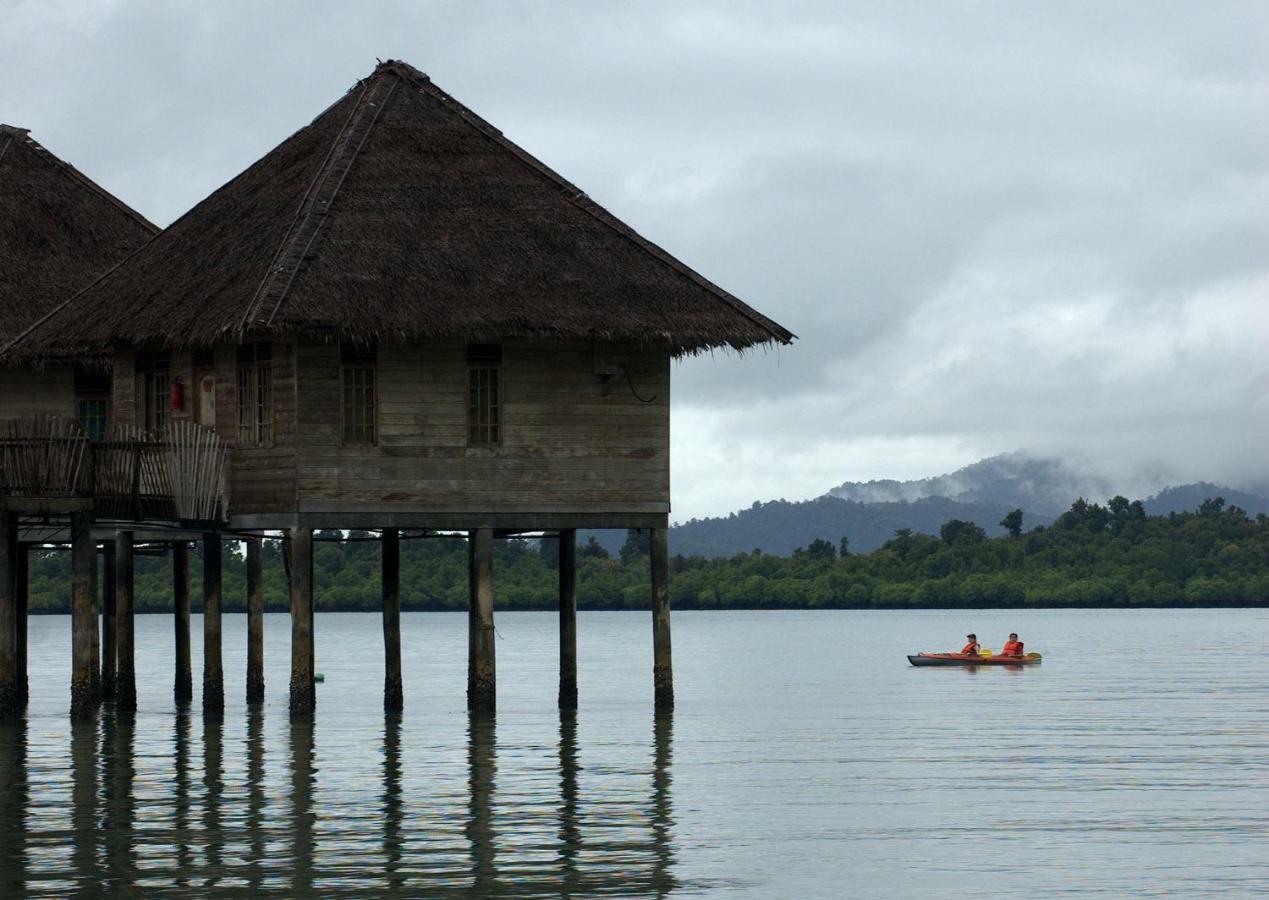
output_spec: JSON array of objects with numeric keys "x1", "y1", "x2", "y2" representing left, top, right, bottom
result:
[{"x1": 2, "y1": 60, "x2": 792, "y2": 718}]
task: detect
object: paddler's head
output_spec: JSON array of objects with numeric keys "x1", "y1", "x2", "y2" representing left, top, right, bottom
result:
[
  {"x1": 1009, "y1": 633, "x2": 1018, "y2": 640},
  {"x1": 966, "y1": 634, "x2": 976, "y2": 640}
]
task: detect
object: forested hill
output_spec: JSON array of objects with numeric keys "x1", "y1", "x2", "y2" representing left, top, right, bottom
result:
[
  {"x1": 22, "y1": 496, "x2": 1268, "y2": 613},
  {"x1": 667, "y1": 495, "x2": 1055, "y2": 557}
]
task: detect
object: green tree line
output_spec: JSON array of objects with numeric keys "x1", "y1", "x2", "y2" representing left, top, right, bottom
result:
[{"x1": 23, "y1": 497, "x2": 1269, "y2": 613}]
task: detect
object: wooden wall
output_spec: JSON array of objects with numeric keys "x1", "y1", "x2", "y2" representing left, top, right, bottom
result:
[
  {"x1": 287, "y1": 339, "x2": 670, "y2": 518},
  {"x1": 0, "y1": 367, "x2": 75, "y2": 419}
]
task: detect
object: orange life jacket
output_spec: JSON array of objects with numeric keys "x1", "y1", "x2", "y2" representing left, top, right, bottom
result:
[
  {"x1": 1002, "y1": 640, "x2": 1024, "y2": 656},
  {"x1": 961, "y1": 641, "x2": 980, "y2": 655}
]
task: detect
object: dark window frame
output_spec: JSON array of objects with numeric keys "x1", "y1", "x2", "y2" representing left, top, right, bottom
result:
[
  {"x1": 135, "y1": 351, "x2": 171, "y2": 435},
  {"x1": 467, "y1": 344, "x2": 502, "y2": 447},
  {"x1": 236, "y1": 342, "x2": 274, "y2": 448},
  {"x1": 341, "y1": 342, "x2": 378, "y2": 446}
]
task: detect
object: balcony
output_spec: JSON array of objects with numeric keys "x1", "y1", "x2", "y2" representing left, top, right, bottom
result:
[{"x1": 0, "y1": 414, "x2": 227, "y2": 523}]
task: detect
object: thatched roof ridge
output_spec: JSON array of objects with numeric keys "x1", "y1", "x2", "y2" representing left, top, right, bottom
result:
[
  {"x1": 0, "y1": 124, "x2": 158, "y2": 344},
  {"x1": 5, "y1": 60, "x2": 793, "y2": 360}
]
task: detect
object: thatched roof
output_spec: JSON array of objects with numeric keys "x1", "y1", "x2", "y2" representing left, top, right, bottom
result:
[
  {"x1": 4, "y1": 60, "x2": 791, "y2": 360},
  {"x1": 0, "y1": 124, "x2": 157, "y2": 344}
]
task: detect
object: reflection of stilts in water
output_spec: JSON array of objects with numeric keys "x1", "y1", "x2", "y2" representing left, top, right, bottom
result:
[
  {"x1": 0, "y1": 718, "x2": 28, "y2": 895},
  {"x1": 290, "y1": 716, "x2": 316, "y2": 895},
  {"x1": 466, "y1": 714, "x2": 497, "y2": 892},
  {"x1": 202, "y1": 713, "x2": 225, "y2": 883},
  {"x1": 382, "y1": 713, "x2": 404, "y2": 892},
  {"x1": 246, "y1": 706, "x2": 266, "y2": 894},
  {"x1": 558, "y1": 709, "x2": 580, "y2": 896},
  {"x1": 650, "y1": 712, "x2": 677, "y2": 898},
  {"x1": 173, "y1": 709, "x2": 193, "y2": 888},
  {"x1": 71, "y1": 717, "x2": 100, "y2": 891},
  {"x1": 101, "y1": 710, "x2": 135, "y2": 890}
]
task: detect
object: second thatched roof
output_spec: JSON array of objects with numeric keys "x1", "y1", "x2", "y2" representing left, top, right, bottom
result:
[{"x1": 5, "y1": 60, "x2": 792, "y2": 360}]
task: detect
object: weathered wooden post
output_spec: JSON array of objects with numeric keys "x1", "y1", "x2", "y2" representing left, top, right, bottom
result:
[
  {"x1": 90, "y1": 544, "x2": 100, "y2": 700},
  {"x1": 15, "y1": 540, "x2": 27, "y2": 706},
  {"x1": 650, "y1": 527, "x2": 673, "y2": 710},
  {"x1": 558, "y1": 528, "x2": 578, "y2": 710},
  {"x1": 100, "y1": 542, "x2": 117, "y2": 700},
  {"x1": 382, "y1": 528, "x2": 403, "y2": 713},
  {"x1": 0, "y1": 513, "x2": 18, "y2": 717},
  {"x1": 114, "y1": 530, "x2": 136, "y2": 712},
  {"x1": 246, "y1": 538, "x2": 264, "y2": 704},
  {"x1": 288, "y1": 528, "x2": 315, "y2": 715},
  {"x1": 467, "y1": 528, "x2": 496, "y2": 714},
  {"x1": 203, "y1": 534, "x2": 223, "y2": 713},
  {"x1": 172, "y1": 542, "x2": 191, "y2": 705},
  {"x1": 70, "y1": 513, "x2": 98, "y2": 718}
]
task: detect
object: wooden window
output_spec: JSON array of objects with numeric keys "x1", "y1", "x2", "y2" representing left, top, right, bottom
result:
[
  {"x1": 236, "y1": 342, "x2": 273, "y2": 447},
  {"x1": 136, "y1": 352, "x2": 171, "y2": 434},
  {"x1": 341, "y1": 343, "x2": 377, "y2": 445},
  {"x1": 74, "y1": 367, "x2": 110, "y2": 440},
  {"x1": 467, "y1": 344, "x2": 501, "y2": 446}
]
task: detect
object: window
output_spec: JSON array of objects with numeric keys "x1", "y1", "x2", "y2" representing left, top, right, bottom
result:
[
  {"x1": 341, "y1": 342, "x2": 377, "y2": 445},
  {"x1": 74, "y1": 367, "x2": 110, "y2": 441},
  {"x1": 467, "y1": 344, "x2": 501, "y2": 446},
  {"x1": 136, "y1": 352, "x2": 171, "y2": 434},
  {"x1": 236, "y1": 342, "x2": 273, "y2": 447}
]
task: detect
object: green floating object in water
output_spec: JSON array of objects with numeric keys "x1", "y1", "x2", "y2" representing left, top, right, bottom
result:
[{"x1": 314, "y1": 673, "x2": 326, "y2": 683}]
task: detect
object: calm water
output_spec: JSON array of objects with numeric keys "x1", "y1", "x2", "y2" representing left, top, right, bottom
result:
[{"x1": 1, "y1": 609, "x2": 1266, "y2": 897}]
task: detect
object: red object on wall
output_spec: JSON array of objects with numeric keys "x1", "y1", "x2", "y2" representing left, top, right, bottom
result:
[{"x1": 170, "y1": 379, "x2": 184, "y2": 411}]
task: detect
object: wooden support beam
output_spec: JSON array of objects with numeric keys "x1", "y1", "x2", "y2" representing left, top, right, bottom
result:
[
  {"x1": 15, "y1": 541, "x2": 27, "y2": 707},
  {"x1": 382, "y1": 528, "x2": 403, "y2": 713},
  {"x1": 650, "y1": 527, "x2": 674, "y2": 710},
  {"x1": 467, "y1": 528, "x2": 495, "y2": 714},
  {"x1": 172, "y1": 543, "x2": 192, "y2": 705},
  {"x1": 245, "y1": 538, "x2": 264, "y2": 704},
  {"x1": 100, "y1": 543, "x2": 116, "y2": 701},
  {"x1": 288, "y1": 528, "x2": 315, "y2": 715},
  {"x1": 89, "y1": 544, "x2": 100, "y2": 701},
  {"x1": 114, "y1": 530, "x2": 136, "y2": 712},
  {"x1": 0, "y1": 513, "x2": 18, "y2": 717},
  {"x1": 202, "y1": 534, "x2": 224, "y2": 714},
  {"x1": 558, "y1": 528, "x2": 578, "y2": 710},
  {"x1": 70, "y1": 513, "x2": 99, "y2": 718}
]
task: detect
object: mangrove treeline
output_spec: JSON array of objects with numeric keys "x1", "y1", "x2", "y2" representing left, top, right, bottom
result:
[{"x1": 23, "y1": 496, "x2": 1269, "y2": 612}]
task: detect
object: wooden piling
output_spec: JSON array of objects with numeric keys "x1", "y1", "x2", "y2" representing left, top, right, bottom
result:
[
  {"x1": 101, "y1": 542, "x2": 117, "y2": 700},
  {"x1": 0, "y1": 513, "x2": 18, "y2": 717},
  {"x1": 202, "y1": 534, "x2": 223, "y2": 713},
  {"x1": 288, "y1": 528, "x2": 315, "y2": 715},
  {"x1": 114, "y1": 530, "x2": 136, "y2": 712},
  {"x1": 70, "y1": 513, "x2": 99, "y2": 718},
  {"x1": 558, "y1": 528, "x2": 578, "y2": 710},
  {"x1": 382, "y1": 528, "x2": 403, "y2": 713},
  {"x1": 246, "y1": 538, "x2": 264, "y2": 704},
  {"x1": 650, "y1": 526, "x2": 674, "y2": 710},
  {"x1": 15, "y1": 540, "x2": 27, "y2": 706},
  {"x1": 90, "y1": 543, "x2": 100, "y2": 700},
  {"x1": 172, "y1": 542, "x2": 191, "y2": 705},
  {"x1": 468, "y1": 527, "x2": 495, "y2": 714}
]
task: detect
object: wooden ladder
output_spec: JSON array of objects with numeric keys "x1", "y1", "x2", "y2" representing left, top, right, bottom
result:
[{"x1": 241, "y1": 71, "x2": 400, "y2": 332}]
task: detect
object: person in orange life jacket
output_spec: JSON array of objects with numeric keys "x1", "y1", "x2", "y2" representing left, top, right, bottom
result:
[
  {"x1": 960, "y1": 634, "x2": 980, "y2": 656},
  {"x1": 1000, "y1": 633, "x2": 1024, "y2": 656}
]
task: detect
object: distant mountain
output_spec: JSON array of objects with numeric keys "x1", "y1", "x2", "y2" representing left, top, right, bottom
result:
[
  {"x1": 666, "y1": 495, "x2": 1055, "y2": 558},
  {"x1": 826, "y1": 451, "x2": 1114, "y2": 517},
  {"x1": 1144, "y1": 483, "x2": 1269, "y2": 518}
]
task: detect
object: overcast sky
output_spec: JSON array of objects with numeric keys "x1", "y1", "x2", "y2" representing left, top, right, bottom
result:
[{"x1": 4, "y1": 1, "x2": 1266, "y2": 521}]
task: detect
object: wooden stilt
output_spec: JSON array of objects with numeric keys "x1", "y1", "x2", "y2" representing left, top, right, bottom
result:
[
  {"x1": 468, "y1": 527, "x2": 495, "y2": 714},
  {"x1": 382, "y1": 528, "x2": 402, "y2": 713},
  {"x1": 288, "y1": 528, "x2": 315, "y2": 715},
  {"x1": 89, "y1": 543, "x2": 100, "y2": 701},
  {"x1": 100, "y1": 543, "x2": 116, "y2": 700},
  {"x1": 558, "y1": 528, "x2": 578, "y2": 710},
  {"x1": 172, "y1": 543, "x2": 191, "y2": 705},
  {"x1": 0, "y1": 513, "x2": 18, "y2": 717},
  {"x1": 246, "y1": 538, "x2": 264, "y2": 704},
  {"x1": 114, "y1": 530, "x2": 136, "y2": 712},
  {"x1": 15, "y1": 541, "x2": 27, "y2": 707},
  {"x1": 70, "y1": 513, "x2": 98, "y2": 718},
  {"x1": 202, "y1": 534, "x2": 223, "y2": 713},
  {"x1": 650, "y1": 527, "x2": 674, "y2": 710},
  {"x1": 466, "y1": 535, "x2": 476, "y2": 705}
]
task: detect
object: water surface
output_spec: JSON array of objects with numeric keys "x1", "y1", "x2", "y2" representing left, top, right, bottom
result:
[{"x1": 2, "y1": 608, "x2": 1266, "y2": 896}]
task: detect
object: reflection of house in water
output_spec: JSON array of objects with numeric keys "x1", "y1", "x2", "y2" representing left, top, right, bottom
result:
[{"x1": 1, "y1": 60, "x2": 792, "y2": 722}]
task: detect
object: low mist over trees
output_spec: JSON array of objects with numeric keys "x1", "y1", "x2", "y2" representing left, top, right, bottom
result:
[{"x1": 22, "y1": 499, "x2": 1269, "y2": 613}]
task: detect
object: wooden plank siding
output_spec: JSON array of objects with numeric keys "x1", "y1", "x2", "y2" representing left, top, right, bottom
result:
[
  {"x1": 0, "y1": 367, "x2": 75, "y2": 419},
  {"x1": 288, "y1": 339, "x2": 670, "y2": 519},
  {"x1": 218, "y1": 340, "x2": 298, "y2": 516}
]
